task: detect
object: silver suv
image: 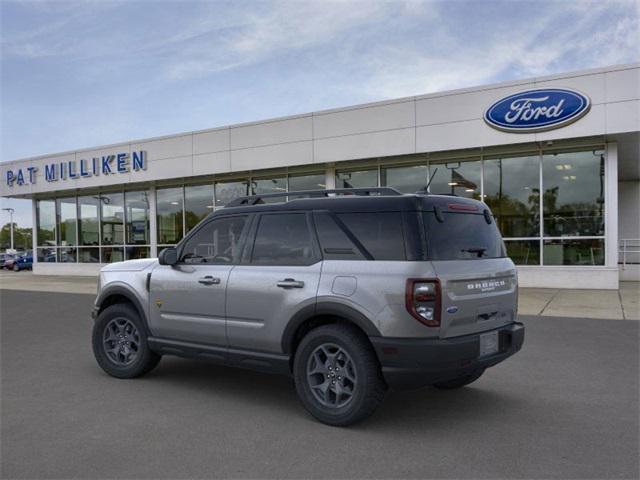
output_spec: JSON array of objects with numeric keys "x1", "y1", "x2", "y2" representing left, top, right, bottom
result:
[{"x1": 91, "y1": 188, "x2": 524, "y2": 426}]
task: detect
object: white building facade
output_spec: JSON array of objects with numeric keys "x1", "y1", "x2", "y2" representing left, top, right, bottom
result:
[{"x1": 2, "y1": 63, "x2": 639, "y2": 289}]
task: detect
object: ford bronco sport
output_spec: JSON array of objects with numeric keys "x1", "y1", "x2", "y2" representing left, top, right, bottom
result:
[{"x1": 91, "y1": 188, "x2": 524, "y2": 426}]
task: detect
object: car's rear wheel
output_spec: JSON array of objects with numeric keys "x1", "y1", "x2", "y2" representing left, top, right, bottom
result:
[
  {"x1": 92, "y1": 303, "x2": 161, "y2": 379},
  {"x1": 433, "y1": 369, "x2": 485, "y2": 389},
  {"x1": 293, "y1": 324, "x2": 386, "y2": 426}
]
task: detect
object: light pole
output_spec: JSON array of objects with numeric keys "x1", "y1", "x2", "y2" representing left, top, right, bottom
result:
[{"x1": 2, "y1": 207, "x2": 15, "y2": 251}]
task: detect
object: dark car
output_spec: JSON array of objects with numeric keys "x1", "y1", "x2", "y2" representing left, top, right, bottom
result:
[{"x1": 13, "y1": 252, "x2": 33, "y2": 271}]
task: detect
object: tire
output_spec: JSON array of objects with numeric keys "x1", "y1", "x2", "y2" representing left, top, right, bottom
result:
[
  {"x1": 12, "y1": 264, "x2": 19, "y2": 272},
  {"x1": 293, "y1": 324, "x2": 387, "y2": 426},
  {"x1": 433, "y1": 369, "x2": 485, "y2": 390},
  {"x1": 92, "y1": 303, "x2": 161, "y2": 379}
]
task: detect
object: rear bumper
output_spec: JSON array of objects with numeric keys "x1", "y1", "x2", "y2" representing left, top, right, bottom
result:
[{"x1": 370, "y1": 322, "x2": 524, "y2": 391}]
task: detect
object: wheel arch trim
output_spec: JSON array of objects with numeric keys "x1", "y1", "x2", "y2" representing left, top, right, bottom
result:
[
  {"x1": 95, "y1": 284, "x2": 150, "y2": 334},
  {"x1": 281, "y1": 301, "x2": 381, "y2": 354}
]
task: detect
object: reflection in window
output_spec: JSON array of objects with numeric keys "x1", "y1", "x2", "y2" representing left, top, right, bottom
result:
[
  {"x1": 102, "y1": 247, "x2": 124, "y2": 263},
  {"x1": 157, "y1": 187, "x2": 184, "y2": 244},
  {"x1": 182, "y1": 216, "x2": 248, "y2": 264},
  {"x1": 78, "y1": 247, "x2": 100, "y2": 263},
  {"x1": 125, "y1": 191, "x2": 150, "y2": 245},
  {"x1": 288, "y1": 173, "x2": 325, "y2": 192},
  {"x1": 504, "y1": 240, "x2": 540, "y2": 265},
  {"x1": 58, "y1": 247, "x2": 77, "y2": 263},
  {"x1": 252, "y1": 214, "x2": 314, "y2": 265},
  {"x1": 37, "y1": 247, "x2": 57, "y2": 262},
  {"x1": 100, "y1": 193, "x2": 124, "y2": 245},
  {"x1": 483, "y1": 156, "x2": 540, "y2": 238},
  {"x1": 381, "y1": 164, "x2": 428, "y2": 193},
  {"x1": 429, "y1": 160, "x2": 481, "y2": 199},
  {"x1": 78, "y1": 196, "x2": 100, "y2": 246},
  {"x1": 215, "y1": 180, "x2": 249, "y2": 207},
  {"x1": 543, "y1": 239, "x2": 604, "y2": 265},
  {"x1": 185, "y1": 184, "x2": 214, "y2": 232},
  {"x1": 542, "y1": 151, "x2": 605, "y2": 237},
  {"x1": 126, "y1": 246, "x2": 150, "y2": 260},
  {"x1": 56, "y1": 198, "x2": 77, "y2": 246},
  {"x1": 36, "y1": 200, "x2": 56, "y2": 246},
  {"x1": 336, "y1": 169, "x2": 377, "y2": 189},
  {"x1": 251, "y1": 176, "x2": 286, "y2": 203}
]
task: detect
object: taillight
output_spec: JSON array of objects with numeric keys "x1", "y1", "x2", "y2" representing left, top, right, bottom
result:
[{"x1": 405, "y1": 279, "x2": 441, "y2": 327}]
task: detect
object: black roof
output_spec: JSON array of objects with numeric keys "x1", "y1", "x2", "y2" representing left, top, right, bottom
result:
[{"x1": 214, "y1": 189, "x2": 487, "y2": 216}]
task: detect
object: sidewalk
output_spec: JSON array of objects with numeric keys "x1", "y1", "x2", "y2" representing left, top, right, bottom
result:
[{"x1": 1, "y1": 271, "x2": 638, "y2": 320}]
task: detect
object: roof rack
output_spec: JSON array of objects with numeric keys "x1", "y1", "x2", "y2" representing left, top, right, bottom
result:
[{"x1": 225, "y1": 187, "x2": 403, "y2": 208}]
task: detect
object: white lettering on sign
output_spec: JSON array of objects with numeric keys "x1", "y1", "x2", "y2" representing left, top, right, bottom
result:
[{"x1": 504, "y1": 97, "x2": 565, "y2": 124}]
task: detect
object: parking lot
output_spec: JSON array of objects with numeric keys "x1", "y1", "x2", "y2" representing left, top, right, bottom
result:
[{"x1": 1, "y1": 289, "x2": 638, "y2": 479}]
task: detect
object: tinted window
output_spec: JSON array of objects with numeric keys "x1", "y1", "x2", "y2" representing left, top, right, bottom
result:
[
  {"x1": 336, "y1": 213, "x2": 405, "y2": 261},
  {"x1": 314, "y1": 212, "x2": 365, "y2": 261},
  {"x1": 424, "y1": 212, "x2": 505, "y2": 260},
  {"x1": 181, "y1": 216, "x2": 247, "y2": 264},
  {"x1": 252, "y1": 214, "x2": 315, "y2": 265}
]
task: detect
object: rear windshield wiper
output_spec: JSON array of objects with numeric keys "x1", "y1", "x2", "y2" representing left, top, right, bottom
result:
[{"x1": 461, "y1": 247, "x2": 487, "y2": 257}]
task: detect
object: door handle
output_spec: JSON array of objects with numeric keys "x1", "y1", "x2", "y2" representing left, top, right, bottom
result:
[
  {"x1": 198, "y1": 276, "x2": 221, "y2": 285},
  {"x1": 277, "y1": 278, "x2": 305, "y2": 288}
]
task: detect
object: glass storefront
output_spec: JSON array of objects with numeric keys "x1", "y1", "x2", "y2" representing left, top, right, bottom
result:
[{"x1": 33, "y1": 148, "x2": 606, "y2": 266}]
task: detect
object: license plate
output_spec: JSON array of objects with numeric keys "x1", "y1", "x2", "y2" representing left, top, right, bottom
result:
[{"x1": 479, "y1": 331, "x2": 499, "y2": 357}]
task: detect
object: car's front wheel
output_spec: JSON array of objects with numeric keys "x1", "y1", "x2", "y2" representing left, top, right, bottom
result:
[
  {"x1": 293, "y1": 324, "x2": 386, "y2": 426},
  {"x1": 92, "y1": 303, "x2": 161, "y2": 379},
  {"x1": 12, "y1": 263, "x2": 19, "y2": 272}
]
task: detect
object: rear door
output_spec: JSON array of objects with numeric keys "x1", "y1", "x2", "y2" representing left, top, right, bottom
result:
[
  {"x1": 423, "y1": 208, "x2": 518, "y2": 338},
  {"x1": 226, "y1": 212, "x2": 321, "y2": 353},
  {"x1": 149, "y1": 214, "x2": 250, "y2": 346}
]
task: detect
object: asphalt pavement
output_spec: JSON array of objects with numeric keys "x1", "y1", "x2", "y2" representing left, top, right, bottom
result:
[{"x1": 1, "y1": 289, "x2": 638, "y2": 479}]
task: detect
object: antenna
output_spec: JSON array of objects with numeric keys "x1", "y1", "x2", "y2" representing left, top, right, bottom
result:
[{"x1": 416, "y1": 167, "x2": 438, "y2": 194}]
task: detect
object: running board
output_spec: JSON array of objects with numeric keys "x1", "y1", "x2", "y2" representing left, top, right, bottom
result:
[{"x1": 147, "y1": 337, "x2": 291, "y2": 376}]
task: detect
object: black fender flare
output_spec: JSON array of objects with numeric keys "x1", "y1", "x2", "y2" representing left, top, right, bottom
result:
[
  {"x1": 95, "y1": 285, "x2": 151, "y2": 335},
  {"x1": 281, "y1": 301, "x2": 381, "y2": 354}
]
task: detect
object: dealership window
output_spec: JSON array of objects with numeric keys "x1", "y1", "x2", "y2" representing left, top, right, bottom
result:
[
  {"x1": 156, "y1": 187, "x2": 184, "y2": 245},
  {"x1": 125, "y1": 191, "x2": 150, "y2": 245},
  {"x1": 185, "y1": 184, "x2": 214, "y2": 233},
  {"x1": 381, "y1": 164, "x2": 428, "y2": 193},
  {"x1": 100, "y1": 193, "x2": 124, "y2": 246},
  {"x1": 36, "y1": 199, "x2": 56, "y2": 246},
  {"x1": 56, "y1": 197, "x2": 77, "y2": 247},
  {"x1": 503, "y1": 240, "x2": 540, "y2": 266},
  {"x1": 251, "y1": 176, "x2": 287, "y2": 203},
  {"x1": 542, "y1": 150, "x2": 605, "y2": 237},
  {"x1": 543, "y1": 238, "x2": 604, "y2": 266},
  {"x1": 429, "y1": 159, "x2": 481, "y2": 199},
  {"x1": 78, "y1": 196, "x2": 100, "y2": 246},
  {"x1": 288, "y1": 172, "x2": 325, "y2": 192},
  {"x1": 336, "y1": 169, "x2": 377, "y2": 189},
  {"x1": 215, "y1": 180, "x2": 249, "y2": 208},
  {"x1": 483, "y1": 155, "x2": 540, "y2": 238}
]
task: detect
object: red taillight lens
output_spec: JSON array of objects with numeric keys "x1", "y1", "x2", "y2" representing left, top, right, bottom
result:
[{"x1": 405, "y1": 279, "x2": 441, "y2": 327}]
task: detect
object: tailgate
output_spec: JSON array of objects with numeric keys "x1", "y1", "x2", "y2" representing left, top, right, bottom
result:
[{"x1": 432, "y1": 258, "x2": 517, "y2": 338}]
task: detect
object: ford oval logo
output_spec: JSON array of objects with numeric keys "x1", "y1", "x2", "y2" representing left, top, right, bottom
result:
[
  {"x1": 446, "y1": 306, "x2": 459, "y2": 314},
  {"x1": 484, "y1": 88, "x2": 591, "y2": 133}
]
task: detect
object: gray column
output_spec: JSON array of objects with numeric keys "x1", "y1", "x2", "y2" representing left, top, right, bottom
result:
[{"x1": 149, "y1": 186, "x2": 158, "y2": 257}]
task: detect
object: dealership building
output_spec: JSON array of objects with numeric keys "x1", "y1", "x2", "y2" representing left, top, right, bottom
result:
[{"x1": 1, "y1": 63, "x2": 638, "y2": 289}]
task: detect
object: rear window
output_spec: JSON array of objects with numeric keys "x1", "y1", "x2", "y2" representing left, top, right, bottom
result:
[{"x1": 423, "y1": 211, "x2": 506, "y2": 260}]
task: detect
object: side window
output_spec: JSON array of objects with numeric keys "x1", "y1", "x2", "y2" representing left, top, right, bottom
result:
[
  {"x1": 251, "y1": 213, "x2": 316, "y2": 266},
  {"x1": 314, "y1": 212, "x2": 366, "y2": 260},
  {"x1": 181, "y1": 216, "x2": 247, "y2": 264},
  {"x1": 336, "y1": 212, "x2": 406, "y2": 260}
]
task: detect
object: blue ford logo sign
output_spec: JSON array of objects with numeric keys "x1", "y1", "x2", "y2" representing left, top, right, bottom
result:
[{"x1": 484, "y1": 88, "x2": 591, "y2": 133}]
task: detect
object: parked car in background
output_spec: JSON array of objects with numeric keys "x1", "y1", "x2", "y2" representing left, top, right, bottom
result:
[
  {"x1": 2, "y1": 253, "x2": 17, "y2": 270},
  {"x1": 12, "y1": 252, "x2": 33, "y2": 271}
]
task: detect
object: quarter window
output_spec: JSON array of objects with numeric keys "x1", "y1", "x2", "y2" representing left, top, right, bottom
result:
[
  {"x1": 336, "y1": 213, "x2": 405, "y2": 260},
  {"x1": 181, "y1": 216, "x2": 248, "y2": 264},
  {"x1": 251, "y1": 214, "x2": 316, "y2": 265}
]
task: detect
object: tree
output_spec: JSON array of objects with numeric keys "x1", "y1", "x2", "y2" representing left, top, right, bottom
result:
[{"x1": 0, "y1": 223, "x2": 32, "y2": 251}]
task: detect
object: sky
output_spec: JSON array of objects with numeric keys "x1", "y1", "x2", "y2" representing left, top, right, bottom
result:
[{"x1": 1, "y1": 0, "x2": 639, "y2": 229}]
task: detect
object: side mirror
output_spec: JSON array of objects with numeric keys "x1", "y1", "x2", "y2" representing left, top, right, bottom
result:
[{"x1": 158, "y1": 247, "x2": 178, "y2": 266}]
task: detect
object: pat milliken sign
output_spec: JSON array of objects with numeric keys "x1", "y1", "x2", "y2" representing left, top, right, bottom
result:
[
  {"x1": 484, "y1": 88, "x2": 591, "y2": 133},
  {"x1": 5, "y1": 151, "x2": 147, "y2": 187}
]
